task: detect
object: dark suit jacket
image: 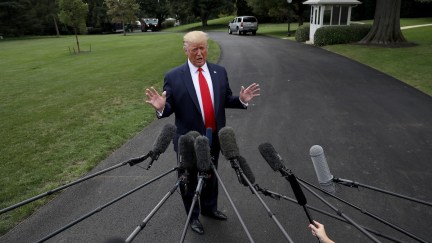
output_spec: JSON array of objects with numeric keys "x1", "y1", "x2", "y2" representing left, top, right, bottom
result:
[{"x1": 160, "y1": 62, "x2": 246, "y2": 151}]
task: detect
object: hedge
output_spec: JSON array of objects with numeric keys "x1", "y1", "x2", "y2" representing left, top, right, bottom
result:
[
  {"x1": 295, "y1": 25, "x2": 310, "y2": 42},
  {"x1": 313, "y1": 24, "x2": 372, "y2": 46}
]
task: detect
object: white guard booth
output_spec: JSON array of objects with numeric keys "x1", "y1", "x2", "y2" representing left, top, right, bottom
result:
[{"x1": 303, "y1": 0, "x2": 361, "y2": 44}]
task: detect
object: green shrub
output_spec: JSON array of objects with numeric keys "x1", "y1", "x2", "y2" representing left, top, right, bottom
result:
[
  {"x1": 314, "y1": 24, "x2": 371, "y2": 46},
  {"x1": 295, "y1": 25, "x2": 310, "y2": 42},
  {"x1": 162, "y1": 20, "x2": 175, "y2": 29}
]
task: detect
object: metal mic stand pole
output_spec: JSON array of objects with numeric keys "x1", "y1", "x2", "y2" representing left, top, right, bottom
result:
[
  {"x1": 126, "y1": 179, "x2": 182, "y2": 243},
  {"x1": 298, "y1": 177, "x2": 428, "y2": 243},
  {"x1": 35, "y1": 167, "x2": 177, "y2": 243},
  {"x1": 333, "y1": 177, "x2": 432, "y2": 207},
  {"x1": 1, "y1": 153, "x2": 153, "y2": 215},
  {"x1": 231, "y1": 161, "x2": 294, "y2": 243},
  {"x1": 210, "y1": 162, "x2": 255, "y2": 243},
  {"x1": 179, "y1": 173, "x2": 207, "y2": 243},
  {"x1": 290, "y1": 175, "x2": 382, "y2": 243},
  {"x1": 254, "y1": 185, "x2": 405, "y2": 243}
]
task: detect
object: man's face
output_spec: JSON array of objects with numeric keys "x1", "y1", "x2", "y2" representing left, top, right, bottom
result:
[{"x1": 185, "y1": 42, "x2": 208, "y2": 67}]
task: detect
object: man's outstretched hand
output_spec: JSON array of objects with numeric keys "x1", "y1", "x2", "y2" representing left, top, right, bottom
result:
[
  {"x1": 240, "y1": 83, "x2": 260, "y2": 104},
  {"x1": 145, "y1": 87, "x2": 166, "y2": 113}
]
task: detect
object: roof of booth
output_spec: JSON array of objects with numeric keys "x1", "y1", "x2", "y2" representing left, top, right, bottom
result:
[{"x1": 303, "y1": 0, "x2": 361, "y2": 5}]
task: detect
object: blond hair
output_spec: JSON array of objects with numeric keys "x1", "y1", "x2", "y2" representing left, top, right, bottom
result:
[{"x1": 183, "y1": 31, "x2": 208, "y2": 50}]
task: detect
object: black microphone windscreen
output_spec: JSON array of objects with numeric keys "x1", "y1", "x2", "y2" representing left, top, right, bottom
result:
[
  {"x1": 186, "y1": 130, "x2": 200, "y2": 139},
  {"x1": 258, "y1": 143, "x2": 284, "y2": 171},
  {"x1": 287, "y1": 173, "x2": 307, "y2": 206},
  {"x1": 178, "y1": 135, "x2": 196, "y2": 170},
  {"x1": 153, "y1": 123, "x2": 176, "y2": 155},
  {"x1": 194, "y1": 136, "x2": 212, "y2": 172},
  {"x1": 310, "y1": 145, "x2": 335, "y2": 194},
  {"x1": 237, "y1": 155, "x2": 255, "y2": 185},
  {"x1": 218, "y1": 127, "x2": 240, "y2": 160}
]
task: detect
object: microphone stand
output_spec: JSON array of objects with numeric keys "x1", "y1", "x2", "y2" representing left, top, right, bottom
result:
[
  {"x1": 297, "y1": 176, "x2": 429, "y2": 243},
  {"x1": 35, "y1": 167, "x2": 177, "y2": 243},
  {"x1": 209, "y1": 162, "x2": 255, "y2": 243},
  {"x1": 333, "y1": 177, "x2": 432, "y2": 207},
  {"x1": 126, "y1": 178, "x2": 183, "y2": 243},
  {"x1": 229, "y1": 160, "x2": 294, "y2": 243},
  {"x1": 179, "y1": 172, "x2": 208, "y2": 243},
  {"x1": 289, "y1": 174, "x2": 382, "y2": 243},
  {"x1": 254, "y1": 184, "x2": 405, "y2": 243},
  {"x1": 1, "y1": 152, "x2": 154, "y2": 215}
]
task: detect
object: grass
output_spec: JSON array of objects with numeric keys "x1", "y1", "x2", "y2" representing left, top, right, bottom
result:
[
  {"x1": 0, "y1": 32, "x2": 220, "y2": 235},
  {"x1": 353, "y1": 17, "x2": 432, "y2": 27},
  {"x1": 322, "y1": 25, "x2": 432, "y2": 96}
]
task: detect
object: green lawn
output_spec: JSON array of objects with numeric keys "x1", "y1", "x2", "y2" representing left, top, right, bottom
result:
[{"x1": 0, "y1": 32, "x2": 220, "y2": 235}]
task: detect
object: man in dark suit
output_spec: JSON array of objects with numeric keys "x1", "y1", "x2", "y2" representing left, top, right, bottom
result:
[{"x1": 145, "y1": 31, "x2": 260, "y2": 235}]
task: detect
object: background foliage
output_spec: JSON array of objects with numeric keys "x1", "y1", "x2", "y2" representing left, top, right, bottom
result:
[{"x1": 0, "y1": 0, "x2": 431, "y2": 37}]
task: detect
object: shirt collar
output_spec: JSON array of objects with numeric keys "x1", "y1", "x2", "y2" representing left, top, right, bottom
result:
[{"x1": 187, "y1": 59, "x2": 209, "y2": 73}]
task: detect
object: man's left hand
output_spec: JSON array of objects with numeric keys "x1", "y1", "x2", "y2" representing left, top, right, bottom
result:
[{"x1": 240, "y1": 83, "x2": 260, "y2": 104}]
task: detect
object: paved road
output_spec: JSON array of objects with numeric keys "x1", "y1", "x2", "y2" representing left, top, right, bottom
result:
[{"x1": 2, "y1": 31, "x2": 432, "y2": 243}]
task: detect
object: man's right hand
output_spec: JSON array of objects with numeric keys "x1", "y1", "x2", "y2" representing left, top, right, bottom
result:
[{"x1": 145, "y1": 87, "x2": 166, "y2": 113}]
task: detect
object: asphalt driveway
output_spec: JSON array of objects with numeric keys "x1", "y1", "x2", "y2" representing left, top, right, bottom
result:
[{"x1": 1, "y1": 31, "x2": 431, "y2": 243}]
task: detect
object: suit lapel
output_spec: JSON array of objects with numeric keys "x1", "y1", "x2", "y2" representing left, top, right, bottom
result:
[
  {"x1": 181, "y1": 63, "x2": 201, "y2": 114},
  {"x1": 208, "y1": 63, "x2": 220, "y2": 117}
]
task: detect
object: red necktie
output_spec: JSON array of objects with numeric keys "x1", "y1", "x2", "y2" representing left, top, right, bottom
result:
[{"x1": 198, "y1": 67, "x2": 216, "y2": 132}]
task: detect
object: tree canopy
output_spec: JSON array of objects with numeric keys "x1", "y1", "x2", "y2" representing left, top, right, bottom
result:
[
  {"x1": 58, "y1": 0, "x2": 88, "y2": 52},
  {"x1": 0, "y1": 0, "x2": 431, "y2": 37},
  {"x1": 106, "y1": 0, "x2": 140, "y2": 35}
]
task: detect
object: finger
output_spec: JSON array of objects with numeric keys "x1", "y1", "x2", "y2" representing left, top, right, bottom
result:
[
  {"x1": 247, "y1": 83, "x2": 259, "y2": 89},
  {"x1": 148, "y1": 87, "x2": 159, "y2": 96}
]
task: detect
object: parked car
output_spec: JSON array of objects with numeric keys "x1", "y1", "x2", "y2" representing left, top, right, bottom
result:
[
  {"x1": 141, "y1": 18, "x2": 160, "y2": 32},
  {"x1": 228, "y1": 16, "x2": 258, "y2": 35}
]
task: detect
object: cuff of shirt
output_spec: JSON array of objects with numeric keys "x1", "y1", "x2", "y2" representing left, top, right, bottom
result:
[
  {"x1": 240, "y1": 98, "x2": 249, "y2": 107},
  {"x1": 156, "y1": 108, "x2": 164, "y2": 118}
]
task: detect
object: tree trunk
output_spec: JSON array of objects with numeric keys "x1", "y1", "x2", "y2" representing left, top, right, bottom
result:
[
  {"x1": 52, "y1": 15, "x2": 60, "y2": 37},
  {"x1": 74, "y1": 28, "x2": 81, "y2": 53},
  {"x1": 201, "y1": 9, "x2": 208, "y2": 27},
  {"x1": 359, "y1": 0, "x2": 406, "y2": 45}
]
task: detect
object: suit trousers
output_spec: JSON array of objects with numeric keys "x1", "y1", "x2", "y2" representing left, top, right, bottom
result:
[{"x1": 178, "y1": 134, "x2": 221, "y2": 220}]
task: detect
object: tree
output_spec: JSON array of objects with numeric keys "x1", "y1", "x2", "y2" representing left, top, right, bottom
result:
[
  {"x1": 246, "y1": 0, "x2": 306, "y2": 24},
  {"x1": 165, "y1": 0, "x2": 194, "y2": 25},
  {"x1": 58, "y1": 0, "x2": 88, "y2": 52},
  {"x1": 359, "y1": 0, "x2": 408, "y2": 45},
  {"x1": 137, "y1": 0, "x2": 170, "y2": 26},
  {"x1": 84, "y1": 0, "x2": 110, "y2": 33},
  {"x1": 0, "y1": 0, "x2": 34, "y2": 36},
  {"x1": 106, "y1": 0, "x2": 140, "y2": 36},
  {"x1": 189, "y1": 0, "x2": 234, "y2": 27}
]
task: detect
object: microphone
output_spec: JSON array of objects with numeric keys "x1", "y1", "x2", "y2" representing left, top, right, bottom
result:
[
  {"x1": 178, "y1": 135, "x2": 196, "y2": 170},
  {"x1": 218, "y1": 127, "x2": 245, "y2": 185},
  {"x1": 237, "y1": 155, "x2": 255, "y2": 185},
  {"x1": 219, "y1": 131, "x2": 294, "y2": 242},
  {"x1": 310, "y1": 145, "x2": 335, "y2": 194},
  {"x1": 258, "y1": 142, "x2": 286, "y2": 172},
  {"x1": 130, "y1": 123, "x2": 176, "y2": 169},
  {"x1": 218, "y1": 127, "x2": 240, "y2": 159},
  {"x1": 194, "y1": 136, "x2": 212, "y2": 172},
  {"x1": 180, "y1": 136, "x2": 211, "y2": 242},
  {"x1": 186, "y1": 130, "x2": 201, "y2": 139},
  {"x1": 259, "y1": 143, "x2": 315, "y2": 224}
]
